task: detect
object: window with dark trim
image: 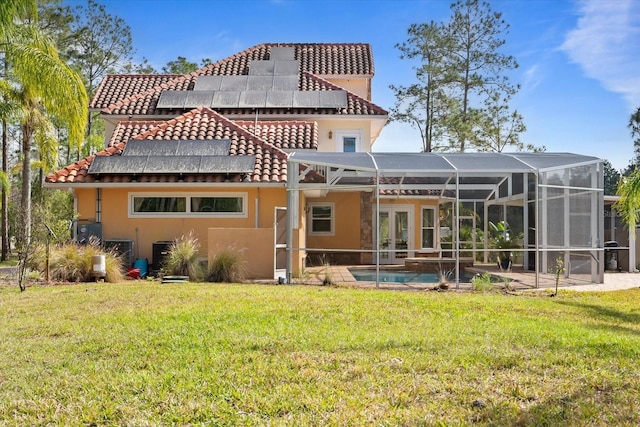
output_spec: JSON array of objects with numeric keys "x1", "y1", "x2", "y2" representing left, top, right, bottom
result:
[
  {"x1": 308, "y1": 203, "x2": 334, "y2": 235},
  {"x1": 130, "y1": 193, "x2": 246, "y2": 217},
  {"x1": 421, "y1": 207, "x2": 435, "y2": 249}
]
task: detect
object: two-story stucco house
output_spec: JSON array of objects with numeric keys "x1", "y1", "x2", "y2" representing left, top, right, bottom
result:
[{"x1": 46, "y1": 42, "x2": 605, "y2": 284}]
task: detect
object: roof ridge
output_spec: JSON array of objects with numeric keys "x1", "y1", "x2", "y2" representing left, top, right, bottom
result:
[{"x1": 234, "y1": 120, "x2": 315, "y2": 125}]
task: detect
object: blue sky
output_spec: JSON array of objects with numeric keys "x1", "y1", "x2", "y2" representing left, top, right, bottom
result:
[{"x1": 67, "y1": 0, "x2": 640, "y2": 170}]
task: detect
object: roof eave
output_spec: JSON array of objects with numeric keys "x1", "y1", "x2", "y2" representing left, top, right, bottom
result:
[{"x1": 44, "y1": 181, "x2": 288, "y2": 189}]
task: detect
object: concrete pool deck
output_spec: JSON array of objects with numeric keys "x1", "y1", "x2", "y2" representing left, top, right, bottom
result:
[{"x1": 298, "y1": 264, "x2": 640, "y2": 292}]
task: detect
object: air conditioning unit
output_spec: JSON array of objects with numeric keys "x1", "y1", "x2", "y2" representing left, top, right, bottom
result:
[
  {"x1": 104, "y1": 239, "x2": 135, "y2": 268},
  {"x1": 153, "y1": 241, "x2": 173, "y2": 271}
]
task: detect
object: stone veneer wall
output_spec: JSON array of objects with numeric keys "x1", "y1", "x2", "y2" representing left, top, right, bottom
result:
[{"x1": 360, "y1": 192, "x2": 373, "y2": 264}]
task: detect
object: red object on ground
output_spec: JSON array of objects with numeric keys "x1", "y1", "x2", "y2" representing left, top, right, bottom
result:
[{"x1": 128, "y1": 268, "x2": 140, "y2": 279}]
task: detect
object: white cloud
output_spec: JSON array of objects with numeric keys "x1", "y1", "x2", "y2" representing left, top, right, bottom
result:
[
  {"x1": 522, "y1": 64, "x2": 542, "y2": 92},
  {"x1": 560, "y1": 0, "x2": 640, "y2": 108}
]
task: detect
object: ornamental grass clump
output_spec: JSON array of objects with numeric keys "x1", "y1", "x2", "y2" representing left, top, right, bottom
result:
[
  {"x1": 43, "y1": 242, "x2": 125, "y2": 282},
  {"x1": 206, "y1": 247, "x2": 247, "y2": 283},
  {"x1": 472, "y1": 272, "x2": 494, "y2": 291},
  {"x1": 164, "y1": 232, "x2": 203, "y2": 281}
]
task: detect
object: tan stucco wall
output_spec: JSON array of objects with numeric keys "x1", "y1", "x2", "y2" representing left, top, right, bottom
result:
[
  {"x1": 305, "y1": 191, "x2": 362, "y2": 251},
  {"x1": 73, "y1": 186, "x2": 287, "y2": 266},
  {"x1": 325, "y1": 77, "x2": 369, "y2": 100},
  {"x1": 316, "y1": 119, "x2": 373, "y2": 152},
  {"x1": 75, "y1": 188, "x2": 97, "y2": 222},
  {"x1": 207, "y1": 227, "x2": 305, "y2": 280},
  {"x1": 208, "y1": 227, "x2": 273, "y2": 278}
]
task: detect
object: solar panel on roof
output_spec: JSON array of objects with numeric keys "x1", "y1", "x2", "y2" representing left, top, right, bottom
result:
[
  {"x1": 212, "y1": 91, "x2": 241, "y2": 108},
  {"x1": 193, "y1": 76, "x2": 223, "y2": 91},
  {"x1": 88, "y1": 156, "x2": 148, "y2": 174},
  {"x1": 156, "y1": 91, "x2": 187, "y2": 108},
  {"x1": 246, "y1": 76, "x2": 275, "y2": 91},
  {"x1": 269, "y1": 47, "x2": 295, "y2": 60},
  {"x1": 184, "y1": 90, "x2": 215, "y2": 108},
  {"x1": 266, "y1": 91, "x2": 294, "y2": 108},
  {"x1": 144, "y1": 156, "x2": 201, "y2": 173},
  {"x1": 219, "y1": 76, "x2": 248, "y2": 91},
  {"x1": 272, "y1": 76, "x2": 298, "y2": 91},
  {"x1": 122, "y1": 140, "x2": 231, "y2": 157},
  {"x1": 273, "y1": 60, "x2": 299, "y2": 76},
  {"x1": 124, "y1": 140, "x2": 179, "y2": 156},
  {"x1": 293, "y1": 91, "x2": 320, "y2": 108},
  {"x1": 199, "y1": 156, "x2": 255, "y2": 173},
  {"x1": 318, "y1": 91, "x2": 347, "y2": 108},
  {"x1": 248, "y1": 60, "x2": 275, "y2": 76},
  {"x1": 176, "y1": 140, "x2": 231, "y2": 156},
  {"x1": 238, "y1": 91, "x2": 268, "y2": 108},
  {"x1": 89, "y1": 152, "x2": 254, "y2": 175}
]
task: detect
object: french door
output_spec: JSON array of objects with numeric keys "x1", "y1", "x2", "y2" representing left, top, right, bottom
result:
[{"x1": 377, "y1": 206, "x2": 413, "y2": 264}]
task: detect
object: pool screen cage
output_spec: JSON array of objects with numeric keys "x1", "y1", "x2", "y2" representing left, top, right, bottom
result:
[{"x1": 286, "y1": 152, "x2": 604, "y2": 287}]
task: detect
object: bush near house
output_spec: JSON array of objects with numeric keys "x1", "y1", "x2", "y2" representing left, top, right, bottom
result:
[
  {"x1": 31, "y1": 242, "x2": 125, "y2": 283},
  {"x1": 0, "y1": 283, "x2": 638, "y2": 425},
  {"x1": 206, "y1": 247, "x2": 247, "y2": 283},
  {"x1": 163, "y1": 232, "x2": 204, "y2": 281}
]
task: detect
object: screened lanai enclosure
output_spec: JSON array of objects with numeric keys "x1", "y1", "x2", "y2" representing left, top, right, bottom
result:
[{"x1": 286, "y1": 152, "x2": 604, "y2": 286}]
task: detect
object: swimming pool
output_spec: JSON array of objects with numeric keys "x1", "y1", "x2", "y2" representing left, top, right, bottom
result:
[
  {"x1": 349, "y1": 268, "x2": 440, "y2": 284},
  {"x1": 348, "y1": 268, "x2": 472, "y2": 284}
]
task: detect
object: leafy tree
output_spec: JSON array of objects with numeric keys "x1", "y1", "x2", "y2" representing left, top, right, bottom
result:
[
  {"x1": 392, "y1": 0, "x2": 527, "y2": 153},
  {"x1": 65, "y1": 0, "x2": 133, "y2": 99},
  {"x1": 389, "y1": 22, "x2": 450, "y2": 152},
  {"x1": 603, "y1": 160, "x2": 621, "y2": 196},
  {"x1": 40, "y1": 0, "x2": 133, "y2": 161},
  {"x1": 0, "y1": 0, "x2": 87, "y2": 290},
  {"x1": 122, "y1": 56, "x2": 157, "y2": 74},
  {"x1": 37, "y1": 0, "x2": 73, "y2": 55},
  {"x1": 630, "y1": 107, "x2": 640, "y2": 164},
  {"x1": 473, "y1": 92, "x2": 527, "y2": 152},
  {"x1": 162, "y1": 56, "x2": 199, "y2": 74}
]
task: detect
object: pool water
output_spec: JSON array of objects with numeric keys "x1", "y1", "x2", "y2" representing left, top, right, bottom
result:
[{"x1": 349, "y1": 269, "x2": 440, "y2": 284}]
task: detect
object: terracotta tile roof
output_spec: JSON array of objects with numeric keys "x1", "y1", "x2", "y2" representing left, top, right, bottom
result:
[
  {"x1": 90, "y1": 74, "x2": 181, "y2": 110},
  {"x1": 46, "y1": 107, "x2": 291, "y2": 185},
  {"x1": 96, "y1": 71, "x2": 386, "y2": 117},
  {"x1": 91, "y1": 43, "x2": 386, "y2": 117},
  {"x1": 195, "y1": 43, "x2": 374, "y2": 77},
  {"x1": 235, "y1": 120, "x2": 317, "y2": 150}
]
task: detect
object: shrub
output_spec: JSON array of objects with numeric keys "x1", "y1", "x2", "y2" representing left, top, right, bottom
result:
[
  {"x1": 472, "y1": 272, "x2": 494, "y2": 291},
  {"x1": 206, "y1": 248, "x2": 247, "y2": 283},
  {"x1": 164, "y1": 232, "x2": 203, "y2": 281},
  {"x1": 41, "y1": 242, "x2": 125, "y2": 283}
]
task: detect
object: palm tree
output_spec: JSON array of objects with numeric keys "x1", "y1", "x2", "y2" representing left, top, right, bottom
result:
[{"x1": 0, "y1": 0, "x2": 87, "y2": 260}]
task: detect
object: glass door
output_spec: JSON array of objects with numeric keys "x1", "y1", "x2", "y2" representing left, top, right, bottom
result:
[{"x1": 377, "y1": 206, "x2": 412, "y2": 264}]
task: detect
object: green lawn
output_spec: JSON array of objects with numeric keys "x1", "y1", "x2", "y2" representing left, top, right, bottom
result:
[{"x1": 0, "y1": 283, "x2": 638, "y2": 426}]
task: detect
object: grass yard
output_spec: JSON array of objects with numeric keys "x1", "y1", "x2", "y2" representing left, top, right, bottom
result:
[{"x1": 0, "y1": 282, "x2": 639, "y2": 426}]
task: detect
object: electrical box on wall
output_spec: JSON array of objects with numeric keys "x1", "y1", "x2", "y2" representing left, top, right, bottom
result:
[{"x1": 77, "y1": 221, "x2": 102, "y2": 244}]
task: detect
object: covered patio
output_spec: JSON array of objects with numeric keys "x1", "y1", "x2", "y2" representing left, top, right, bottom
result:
[{"x1": 285, "y1": 152, "x2": 605, "y2": 287}]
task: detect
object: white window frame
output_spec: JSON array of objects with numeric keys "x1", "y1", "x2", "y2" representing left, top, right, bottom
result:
[
  {"x1": 421, "y1": 206, "x2": 436, "y2": 250},
  {"x1": 334, "y1": 130, "x2": 362, "y2": 153},
  {"x1": 307, "y1": 202, "x2": 335, "y2": 236},
  {"x1": 129, "y1": 192, "x2": 248, "y2": 218}
]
